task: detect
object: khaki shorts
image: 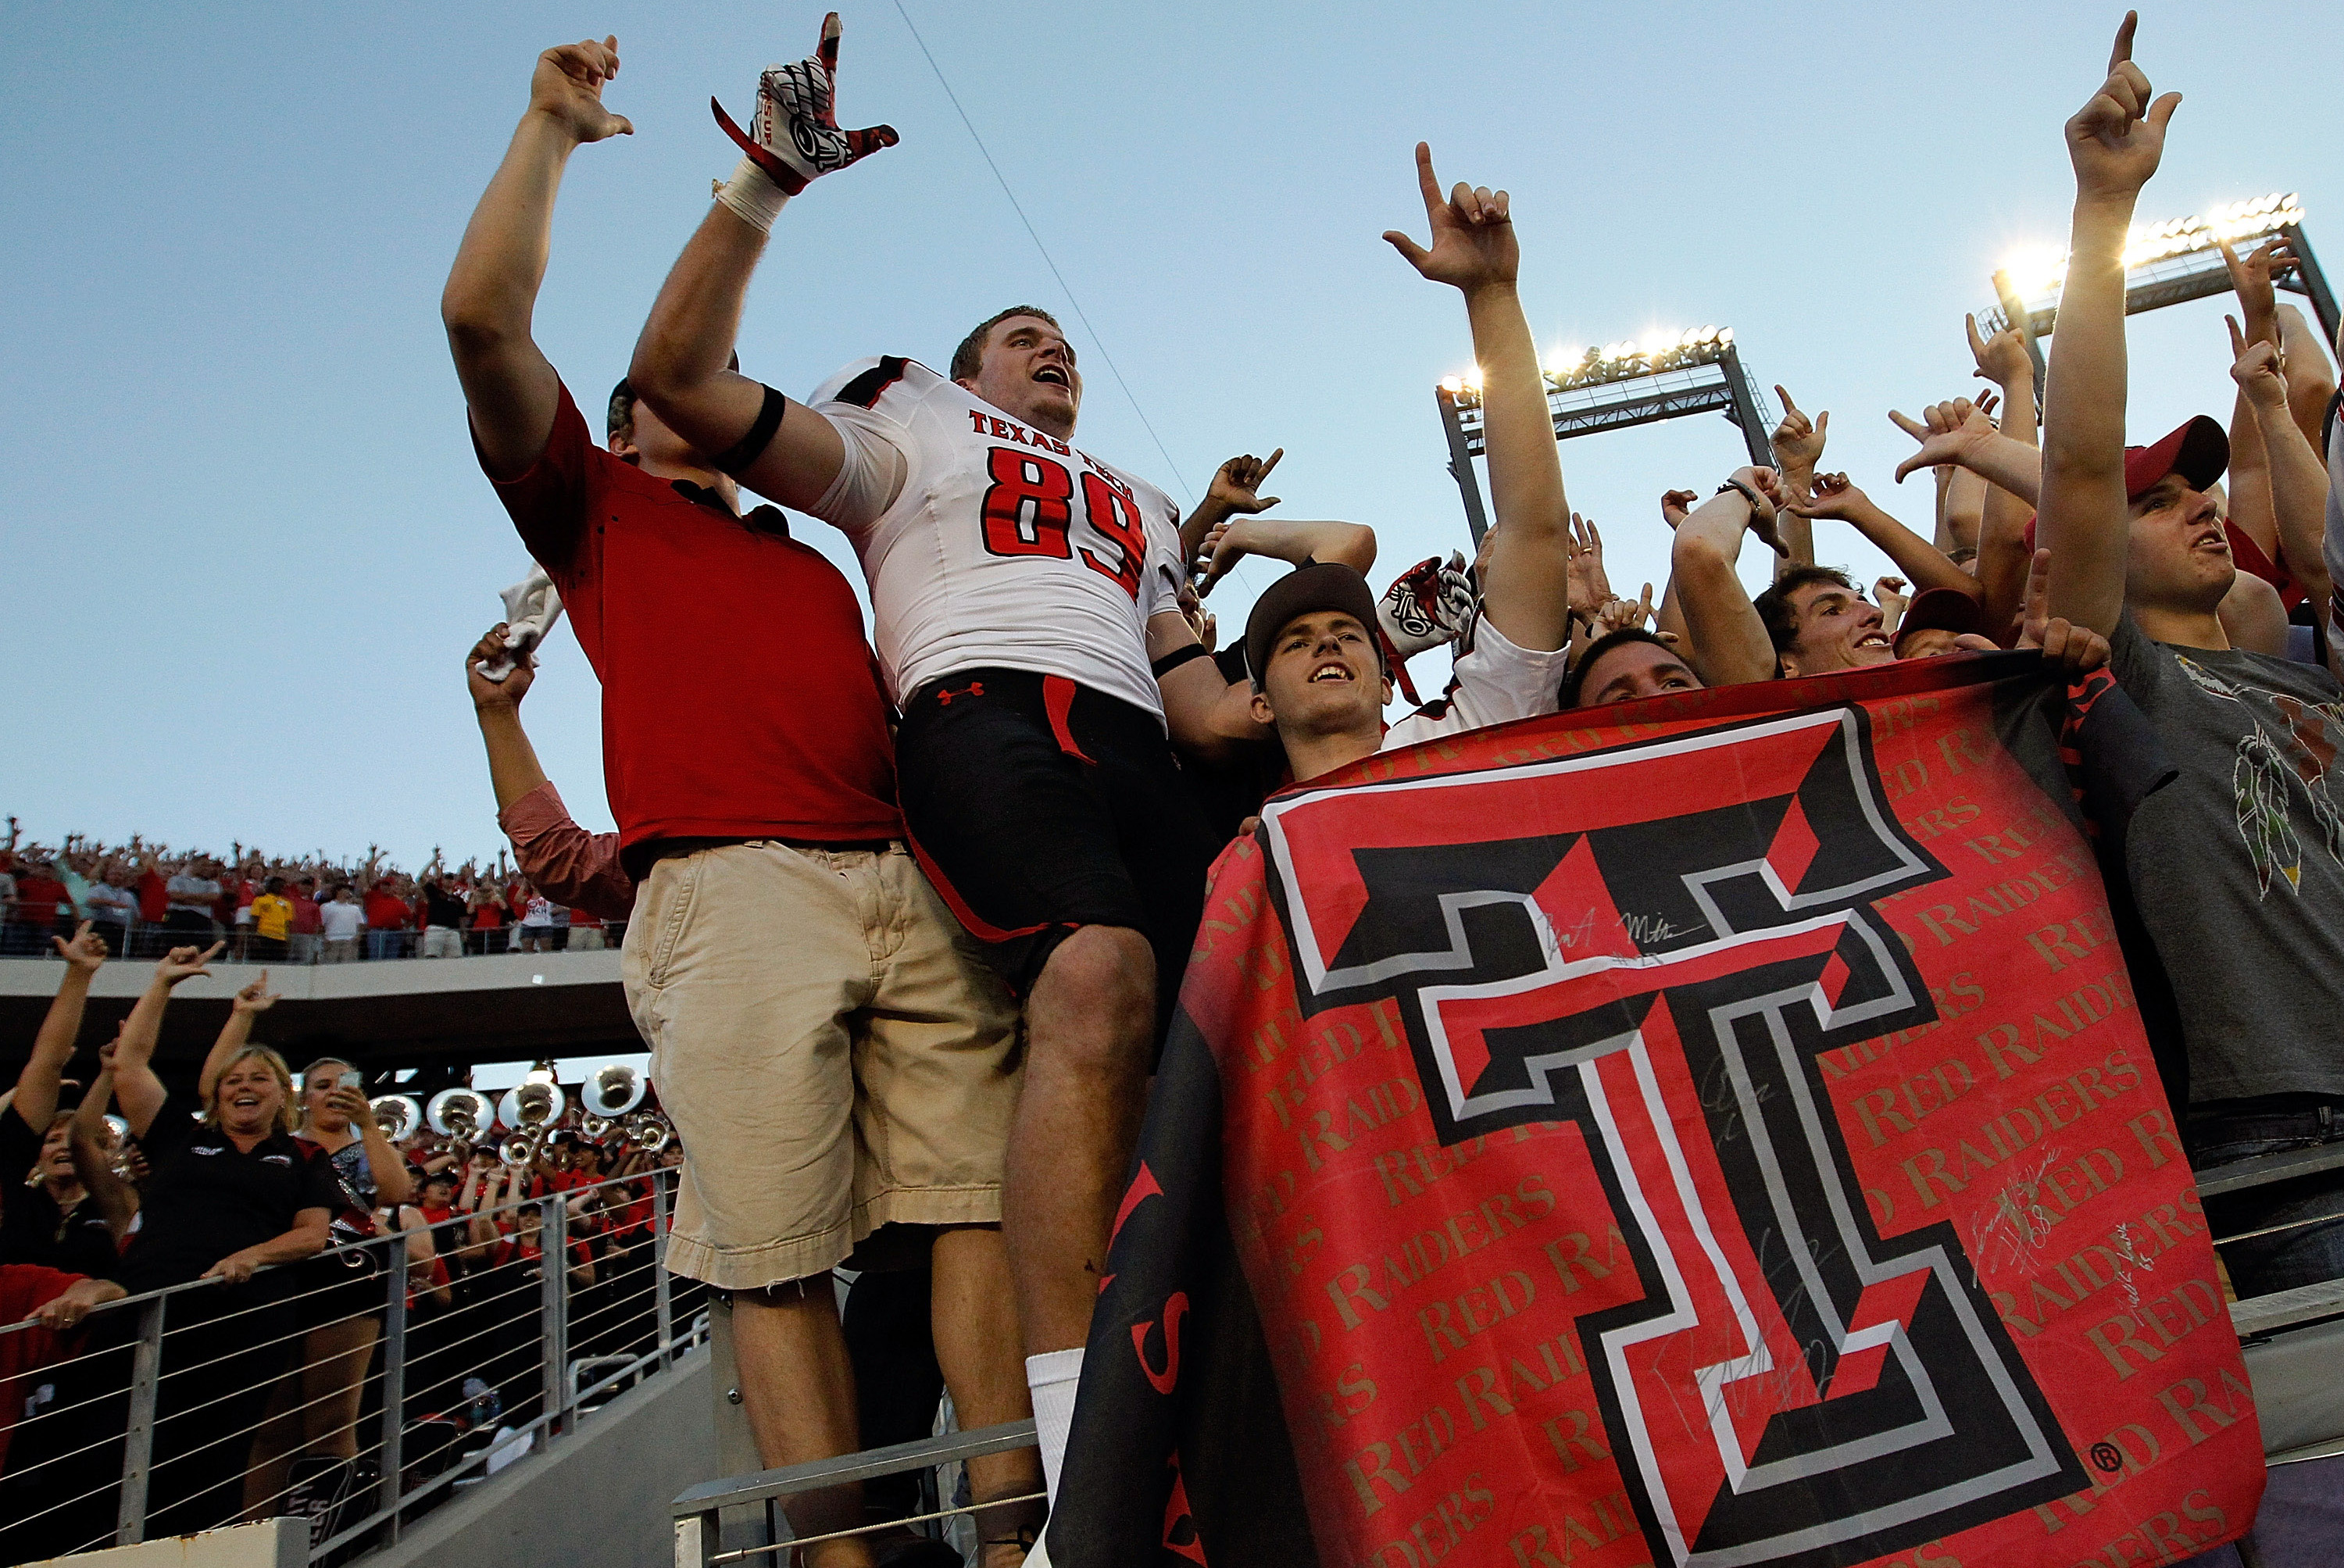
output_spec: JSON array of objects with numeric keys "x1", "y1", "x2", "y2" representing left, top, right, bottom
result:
[{"x1": 623, "y1": 841, "x2": 1020, "y2": 1289}]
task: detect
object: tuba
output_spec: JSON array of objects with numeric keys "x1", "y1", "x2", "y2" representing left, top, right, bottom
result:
[
  {"x1": 427, "y1": 1088, "x2": 492, "y2": 1155},
  {"x1": 580, "y1": 1063, "x2": 647, "y2": 1145},
  {"x1": 497, "y1": 1080, "x2": 566, "y2": 1166},
  {"x1": 370, "y1": 1095, "x2": 423, "y2": 1142},
  {"x1": 623, "y1": 1112, "x2": 674, "y2": 1154}
]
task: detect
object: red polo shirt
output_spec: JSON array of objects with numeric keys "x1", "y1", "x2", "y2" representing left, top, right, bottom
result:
[
  {"x1": 477, "y1": 384, "x2": 899, "y2": 857},
  {"x1": 363, "y1": 888, "x2": 410, "y2": 930}
]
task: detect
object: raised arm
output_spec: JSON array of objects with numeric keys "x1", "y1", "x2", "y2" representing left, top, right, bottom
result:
[
  {"x1": 1968, "y1": 316, "x2": 2042, "y2": 639},
  {"x1": 2217, "y1": 240, "x2": 2290, "y2": 565},
  {"x1": 70, "y1": 1052, "x2": 139, "y2": 1241},
  {"x1": 467, "y1": 626, "x2": 550, "y2": 811},
  {"x1": 1195, "y1": 515, "x2": 1377, "y2": 595},
  {"x1": 629, "y1": 17, "x2": 899, "y2": 511},
  {"x1": 197, "y1": 974, "x2": 281, "y2": 1110},
  {"x1": 1384, "y1": 144, "x2": 1570, "y2": 652},
  {"x1": 2040, "y1": 15, "x2": 2181, "y2": 636},
  {"x1": 1769, "y1": 388, "x2": 1828, "y2": 577},
  {"x1": 1785, "y1": 474, "x2": 1980, "y2": 598},
  {"x1": 1669, "y1": 469, "x2": 1788, "y2": 688},
  {"x1": 2278, "y1": 304, "x2": 2338, "y2": 456},
  {"x1": 1892, "y1": 398, "x2": 2042, "y2": 504},
  {"x1": 15, "y1": 923, "x2": 105, "y2": 1133},
  {"x1": 2231, "y1": 316, "x2": 2335, "y2": 627},
  {"x1": 441, "y1": 38, "x2": 634, "y2": 480},
  {"x1": 114, "y1": 943, "x2": 223, "y2": 1138}
]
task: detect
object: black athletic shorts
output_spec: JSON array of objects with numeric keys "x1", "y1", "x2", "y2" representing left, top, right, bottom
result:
[{"x1": 895, "y1": 667, "x2": 1217, "y2": 1036}]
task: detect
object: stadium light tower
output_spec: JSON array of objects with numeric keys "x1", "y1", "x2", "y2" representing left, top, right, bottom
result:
[
  {"x1": 1433, "y1": 327, "x2": 1778, "y2": 544},
  {"x1": 1981, "y1": 194, "x2": 2335, "y2": 401}
]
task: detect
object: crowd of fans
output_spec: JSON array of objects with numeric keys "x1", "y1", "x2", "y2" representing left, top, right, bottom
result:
[
  {"x1": 7, "y1": 13, "x2": 2344, "y2": 1566},
  {"x1": 0, "y1": 935, "x2": 681, "y2": 1559},
  {"x1": 0, "y1": 831, "x2": 613, "y2": 964}
]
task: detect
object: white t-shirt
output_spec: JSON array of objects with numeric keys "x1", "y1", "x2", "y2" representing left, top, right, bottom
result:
[
  {"x1": 1380, "y1": 614, "x2": 1571, "y2": 752},
  {"x1": 319, "y1": 901, "x2": 365, "y2": 941},
  {"x1": 804, "y1": 357, "x2": 1187, "y2": 720}
]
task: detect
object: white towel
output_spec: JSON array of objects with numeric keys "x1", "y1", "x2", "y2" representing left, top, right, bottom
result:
[{"x1": 482, "y1": 565, "x2": 566, "y2": 681}]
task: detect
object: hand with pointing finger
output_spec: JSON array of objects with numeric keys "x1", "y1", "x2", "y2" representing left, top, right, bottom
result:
[
  {"x1": 1967, "y1": 313, "x2": 2034, "y2": 391},
  {"x1": 2228, "y1": 315, "x2": 2290, "y2": 413},
  {"x1": 2065, "y1": 12, "x2": 2181, "y2": 205},
  {"x1": 1771, "y1": 386, "x2": 1828, "y2": 477},
  {"x1": 1384, "y1": 143, "x2": 1517, "y2": 296},
  {"x1": 1888, "y1": 398, "x2": 1997, "y2": 483},
  {"x1": 1205, "y1": 449, "x2": 1285, "y2": 521}
]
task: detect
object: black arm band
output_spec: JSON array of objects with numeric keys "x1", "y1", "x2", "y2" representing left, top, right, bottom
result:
[
  {"x1": 711, "y1": 384, "x2": 788, "y2": 478},
  {"x1": 1151, "y1": 644, "x2": 1213, "y2": 679}
]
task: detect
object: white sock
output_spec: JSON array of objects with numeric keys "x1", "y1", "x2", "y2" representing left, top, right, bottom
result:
[
  {"x1": 713, "y1": 155, "x2": 790, "y2": 234},
  {"x1": 1025, "y1": 1347, "x2": 1085, "y2": 1505}
]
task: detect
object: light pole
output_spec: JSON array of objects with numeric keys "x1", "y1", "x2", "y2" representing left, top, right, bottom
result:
[
  {"x1": 1980, "y1": 194, "x2": 2331, "y2": 417},
  {"x1": 1434, "y1": 327, "x2": 1778, "y2": 546}
]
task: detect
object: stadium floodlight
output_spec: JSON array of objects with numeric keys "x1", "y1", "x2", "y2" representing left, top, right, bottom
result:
[
  {"x1": 1979, "y1": 194, "x2": 2337, "y2": 401},
  {"x1": 1435, "y1": 324, "x2": 1774, "y2": 543}
]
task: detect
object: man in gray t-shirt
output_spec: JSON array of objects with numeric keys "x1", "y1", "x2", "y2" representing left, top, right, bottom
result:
[
  {"x1": 2110, "y1": 612, "x2": 2344, "y2": 1103},
  {"x1": 163, "y1": 859, "x2": 223, "y2": 938}
]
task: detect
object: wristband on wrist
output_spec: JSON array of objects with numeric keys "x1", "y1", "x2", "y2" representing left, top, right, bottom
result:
[
  {"x1": 1716, "y1": 478, "x2": 1773, "y2": 521},
  {"x1": 714, "y1": 155, "x2": 791, "y2": 234}
]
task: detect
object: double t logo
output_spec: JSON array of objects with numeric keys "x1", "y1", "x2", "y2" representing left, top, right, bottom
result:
[{"x1": 1260, "y1": 708, "x2": 2086, "y2": 1568}]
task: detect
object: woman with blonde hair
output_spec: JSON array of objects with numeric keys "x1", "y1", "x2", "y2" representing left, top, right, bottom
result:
[{"x1": 0, "y1": 949, "x2": 341, "y2": 1560}]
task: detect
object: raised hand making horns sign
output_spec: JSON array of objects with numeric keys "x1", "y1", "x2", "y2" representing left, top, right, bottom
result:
[
  {"x1": 1383, "y1": 143, "x2": 1517, "y2": 295},
  {"x1": 716, "y1": 12, "x2": 899, "y2": 201}
]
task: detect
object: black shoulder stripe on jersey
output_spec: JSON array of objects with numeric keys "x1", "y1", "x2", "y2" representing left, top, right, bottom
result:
[{"x1": 838, "y1": 355, "x2": 911, "y2": 409}]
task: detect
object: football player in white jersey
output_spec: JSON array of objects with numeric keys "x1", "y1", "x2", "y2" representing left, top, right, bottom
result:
[{"x1": 624, "y1": 14, "x2": 1239, "y2": 1505}]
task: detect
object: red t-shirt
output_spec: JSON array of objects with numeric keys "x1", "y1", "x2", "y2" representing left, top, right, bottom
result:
[
  {"x1": 363, "y1": 888, "x2": 411, "y2": 930},
  {"x1": 137, "y1": 870, "x2": 170, "y2": 923},
  {"x1": 0, "y1": 1263, "x2": 88, "y2": 1470},
  {"x1": 13, "y1": 876, "x2": 66, "y2": 923},
  {"x1": 479, "y1": 384, "x2": 899, "y2": 854}
]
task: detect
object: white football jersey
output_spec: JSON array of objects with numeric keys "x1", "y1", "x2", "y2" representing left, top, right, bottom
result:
[
  {"x1": 1381, "y1": 614, "x2": 1571, "y2": 752},
  {"x1": 804, "y1": 357, "x2": 1186, "y2": 720}
]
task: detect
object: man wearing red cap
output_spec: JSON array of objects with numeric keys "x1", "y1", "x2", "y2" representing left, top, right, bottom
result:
[{"x1": 2039, "y1": 17, "x2": 2344, "y2": 1298}]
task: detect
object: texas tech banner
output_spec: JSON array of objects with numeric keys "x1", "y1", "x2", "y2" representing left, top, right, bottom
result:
[{"x1": 1047, "y1": 654, "x2": 2264, "y2": 1568}]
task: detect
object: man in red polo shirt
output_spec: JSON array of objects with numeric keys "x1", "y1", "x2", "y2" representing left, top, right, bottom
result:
[{"x1": 441, "y1": 38, "x2": 1040, "y2": 1556}]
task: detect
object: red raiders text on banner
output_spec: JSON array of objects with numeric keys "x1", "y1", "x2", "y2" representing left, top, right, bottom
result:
[{"x1": 1052, "y1": 655, "x2": 2264, "y2": 1568}]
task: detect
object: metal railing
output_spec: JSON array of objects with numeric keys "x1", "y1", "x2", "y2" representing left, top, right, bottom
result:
[
  {"x1": 0, "y1": 1166, "x2": 702, "y2": 1563},
  {"x1": 670, "y1": 1420, "x2": 1041, "y2": 1568},
  {"x1": 0, "y1": 910, "x2": 626, "y2": 964}
]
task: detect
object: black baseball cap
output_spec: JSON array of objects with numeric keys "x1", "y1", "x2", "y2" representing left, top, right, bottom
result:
[
  {"x1": 1892, "y1": 588, "x2": 1984, "y2": 655},
  {"x1": 1243, "y1": 563, "x2": 1382, "y2": 689}
]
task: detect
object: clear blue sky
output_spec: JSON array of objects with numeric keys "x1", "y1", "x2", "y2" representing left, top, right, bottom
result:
[{"x1": 5, "y1": 2, "x2": 2336, "y2": 866}]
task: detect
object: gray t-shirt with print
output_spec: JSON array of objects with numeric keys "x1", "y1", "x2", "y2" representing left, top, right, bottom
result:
[{"x1": 2112, "y1": 614, "x2": 2344, "y2": 1103}]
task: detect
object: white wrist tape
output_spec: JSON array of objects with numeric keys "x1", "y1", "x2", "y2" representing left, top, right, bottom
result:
[{"x1": 714, "y1": 155, "x2": 790, "y2": 234}]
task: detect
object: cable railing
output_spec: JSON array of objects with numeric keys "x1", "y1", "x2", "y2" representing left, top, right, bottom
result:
[
  {"x1": 0, "y1": 909, "x2": 626, "y2": 964},
  {"x1": 0, "y1": 1166, "x2": 704, "y2": 1565}
]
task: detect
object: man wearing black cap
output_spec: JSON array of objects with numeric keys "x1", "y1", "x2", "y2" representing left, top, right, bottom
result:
[{"x1": 2039, "y1": 17, "x2": 2344, "y2": 1298}]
